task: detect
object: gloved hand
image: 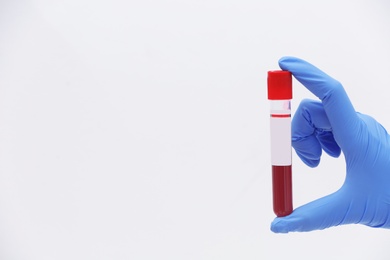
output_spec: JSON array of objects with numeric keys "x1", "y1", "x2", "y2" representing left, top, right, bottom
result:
[{"x1": 271, "y1": 56, "x2": 390, "y2": 233}]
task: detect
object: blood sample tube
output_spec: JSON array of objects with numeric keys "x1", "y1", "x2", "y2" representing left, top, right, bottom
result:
[{"x1": 267, "y1": 70, "x2": 293, "y2": 217}]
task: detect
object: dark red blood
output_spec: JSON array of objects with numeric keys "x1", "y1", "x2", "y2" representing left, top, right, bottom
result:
[{"x1": 272, "y1": 165, "x2": 293, "y2": 217}]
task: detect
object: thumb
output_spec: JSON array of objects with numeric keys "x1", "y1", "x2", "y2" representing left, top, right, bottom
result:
[{"x1": 271, "y1": 190, "x2": 350, "y2": 233}]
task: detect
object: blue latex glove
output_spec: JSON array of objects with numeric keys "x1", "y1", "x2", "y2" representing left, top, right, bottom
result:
[{"x1": 271, "y1": 56, "x2": 390, "y2": 233}]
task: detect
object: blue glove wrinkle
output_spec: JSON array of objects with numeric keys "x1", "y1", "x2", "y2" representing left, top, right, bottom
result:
[{"x1": 367, "y1": 202, "x2": 390, "y2": 228}]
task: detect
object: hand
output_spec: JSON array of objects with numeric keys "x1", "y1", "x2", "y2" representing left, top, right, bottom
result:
[{"x1": 271, "y1": 56, "x2": 390, "y2": 233}]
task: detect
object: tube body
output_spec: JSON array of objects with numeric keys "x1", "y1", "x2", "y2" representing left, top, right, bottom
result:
[{"x1": 270, "y1": 100, "x2": 293, "y2": 217}]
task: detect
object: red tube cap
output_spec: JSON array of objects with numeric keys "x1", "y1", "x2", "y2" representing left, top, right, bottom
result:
[{"x1": 268, "y1": 70, "x2": 292, "y2": 100}]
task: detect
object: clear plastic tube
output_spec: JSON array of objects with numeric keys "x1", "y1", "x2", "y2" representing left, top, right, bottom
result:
[
  {"x1": 267, "y1": 70, "x2": 293, "y2": 217},
  {"x1": 270, "y1": 100, "x2": 293, "y2": 217}
]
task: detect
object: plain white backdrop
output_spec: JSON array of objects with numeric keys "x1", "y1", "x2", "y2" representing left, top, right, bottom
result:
[{"x1": 1, "y1": 0, "x2": 390, "y2": 259}]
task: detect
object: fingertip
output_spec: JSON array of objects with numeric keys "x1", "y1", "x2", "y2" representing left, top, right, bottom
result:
[
  {"x1": 323, "y1": 144, "x2": 341, "y2": 158},
  {"x1": 305, "y1": 159, "x2": 320, "y2": 168},
  {"x1": 278, "y1": 56, "x2": 290, "y2": 70},
  {"x1": 270, "y1": 218, "x2": 290, "y2": 233},
  {"x1": 278, "y1": 56, "x2": 301, "y2": 70},
  {"x1": 293, "y1": 141, "x2": 321, "y2": 167},
  {"x1": 296, "y1": 152, "x2": 320, "y2": 167},
  {"x1": 271, "y1": 213, "x2": 309, "y2": 233}
]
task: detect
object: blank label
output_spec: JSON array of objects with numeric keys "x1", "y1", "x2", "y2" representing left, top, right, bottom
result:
[{"x1": 270, "y1": 117, "x2": 291, "y2": 165}]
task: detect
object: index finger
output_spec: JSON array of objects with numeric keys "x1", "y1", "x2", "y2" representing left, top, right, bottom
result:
[{"x1": 279, "y1": 56, "x2": 360, "y2": 152}]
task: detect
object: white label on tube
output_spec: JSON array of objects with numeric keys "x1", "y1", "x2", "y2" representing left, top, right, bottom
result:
[{"x1": 270, "y1": 117, "x2": 291, "y2": 165}]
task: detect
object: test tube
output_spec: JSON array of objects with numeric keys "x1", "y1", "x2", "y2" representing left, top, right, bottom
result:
[{"x1": 267, "y1": 70, "x2": 293, "y2": 217}]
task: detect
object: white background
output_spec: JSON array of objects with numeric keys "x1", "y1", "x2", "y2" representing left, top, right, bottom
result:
[{"x1": 1, "y1": 0, "x2": 390, "y2": 259}]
